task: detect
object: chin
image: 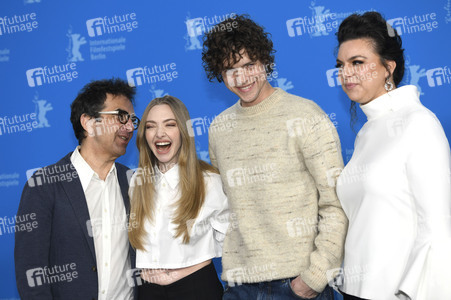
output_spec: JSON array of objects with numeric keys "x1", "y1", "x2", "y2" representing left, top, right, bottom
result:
[{"x1": 345, "y1": 93, "x2": 362, "y2": 104}]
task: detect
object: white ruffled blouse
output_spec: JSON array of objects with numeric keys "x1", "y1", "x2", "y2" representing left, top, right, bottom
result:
[{"x1": 130, "y1": 164, "x2": 230, "y2": 269}]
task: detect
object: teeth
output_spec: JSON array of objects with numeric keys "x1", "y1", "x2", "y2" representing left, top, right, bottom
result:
[
  {"x1": 239, "y1": 84, "x2": 252, "y2": 91},
  {"x1": 156, "y1": 142, "x2": 170, "y2": 146},
  {"x1": 120, "y1": 136, "x2": 127, "y2": 140}
]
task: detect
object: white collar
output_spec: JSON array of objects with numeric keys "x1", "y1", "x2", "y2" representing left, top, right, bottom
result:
[
  {"x1": 155, "y1": 163, "x2": 179, "y2": 190},
  {"x1": 360, "y1": 85, "x2": 421, "y2": 121},
  {"x1": 70, "y1": 146, "x2": 116, "y2": 192}
]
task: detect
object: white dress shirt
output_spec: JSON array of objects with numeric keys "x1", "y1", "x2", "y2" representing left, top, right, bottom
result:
[
  {"x1": 132, "y1": 164, "x2": 230, "y2": 269},
  {"x1": 336, "y1": 86, "x2": 451, "y2": 299},
  {"x1": 71, "y1": 147, "x2": 133, "y2": 300}
]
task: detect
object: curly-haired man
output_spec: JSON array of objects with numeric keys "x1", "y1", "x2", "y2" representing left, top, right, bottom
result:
[{"x1": 202, "y1": 15, "x2": 347, "y2": 299}]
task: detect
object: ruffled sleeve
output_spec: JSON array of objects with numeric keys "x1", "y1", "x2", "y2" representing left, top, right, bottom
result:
[{"x1": 396, "y1": 111, "x2": 451, "y2": 299}]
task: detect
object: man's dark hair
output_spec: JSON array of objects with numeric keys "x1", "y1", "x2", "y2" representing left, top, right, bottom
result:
[
  {"x1": 202, "y1": 14, "x2": 276, "y2": 82},
  {"x1": 70, "y1": 78, "x2": 136, "y2": 145}
]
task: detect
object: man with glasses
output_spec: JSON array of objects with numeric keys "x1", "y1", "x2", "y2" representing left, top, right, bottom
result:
[{"x1": 15, "y1": 79, "x2": 138, "y2": 300}]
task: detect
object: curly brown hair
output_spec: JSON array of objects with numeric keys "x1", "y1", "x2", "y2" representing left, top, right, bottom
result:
[{"x1": 202, "y1": 14, "x2": 276, "y2": 82}]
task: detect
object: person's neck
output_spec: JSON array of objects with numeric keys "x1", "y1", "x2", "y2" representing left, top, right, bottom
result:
[
  {"x1": 158, "y1": 162, "x2": 176, "y2": 174},
  {"x1": 240, "y1": 81, "x2": 275, "y2": 108},
  {"x1": 79, "y1": 144, "x2": 116, "y2": 180}
]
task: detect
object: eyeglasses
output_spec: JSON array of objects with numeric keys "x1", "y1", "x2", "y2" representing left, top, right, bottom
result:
[{"x1": 97, "y1": 109, "x2": 140, "y2": 130}]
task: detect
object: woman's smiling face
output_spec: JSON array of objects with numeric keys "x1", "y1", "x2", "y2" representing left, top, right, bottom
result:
[{"x1": 145, "y1": 104, "x2": 181, "y2": 171}]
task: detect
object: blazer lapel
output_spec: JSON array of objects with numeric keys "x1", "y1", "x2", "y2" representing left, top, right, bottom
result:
[
  {"x1": 116, "y1": 164, "x2": 131, "y2": 214},
  {"x1": 59, "y1": 155, "x2": 97, "y2": 262}
]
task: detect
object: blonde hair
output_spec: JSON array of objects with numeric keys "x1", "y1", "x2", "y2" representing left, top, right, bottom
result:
[{"x1": 129, "y1": 95, "x2": 218, "y2": 249}]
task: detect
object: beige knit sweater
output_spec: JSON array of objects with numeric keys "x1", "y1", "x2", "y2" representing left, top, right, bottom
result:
[{"x1": 208, "y1": 88, "x2": 348, "y2": 292}]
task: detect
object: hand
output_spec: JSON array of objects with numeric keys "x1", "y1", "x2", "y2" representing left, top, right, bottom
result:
[{"x1": 290, "y1": 276, "x2": 319, "y2": 299}]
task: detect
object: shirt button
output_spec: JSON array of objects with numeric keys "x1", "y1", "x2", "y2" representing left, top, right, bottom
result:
[
  {"x1": 162, "y1": 183, "x2": 166, "y2": 187},
  {"x1": 105, "y1": 262, "x2": 108, "y2": 267},
  {"x1": 92, "y1": 266, "x2": 97, "y2": 272},
  {"x1": 102, "y1": 290, "x2": 105, "y2": 294},
  {"x1": 104, "y1": 235, "x2": 108, "y2": 239}
]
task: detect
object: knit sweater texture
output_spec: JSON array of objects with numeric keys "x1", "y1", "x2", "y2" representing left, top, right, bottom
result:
[{"x1": 208, "y1": 88, "x2": 348, "y2": 292}]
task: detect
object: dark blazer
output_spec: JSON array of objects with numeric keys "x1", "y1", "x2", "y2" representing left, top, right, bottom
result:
[{"x1": 15, "y1": 152, "x2": 136, "y2": 300}]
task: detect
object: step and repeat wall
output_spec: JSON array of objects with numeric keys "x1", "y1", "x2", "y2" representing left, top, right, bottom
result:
[{"x1": 1, "y1": 0, "x2": 450, "y2": 298}]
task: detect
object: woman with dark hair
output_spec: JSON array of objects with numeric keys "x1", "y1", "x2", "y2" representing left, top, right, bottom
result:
[
  {"x1": 334, "y1": 11, "x2": 451, "y2": 300},
  {"x1": 128, "y1": 95, "x2": 229, "y2": 300}
]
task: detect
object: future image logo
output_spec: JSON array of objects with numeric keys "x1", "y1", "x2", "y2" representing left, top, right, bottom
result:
[
  {"x1": 0, "y1": 213, "x2": 38, "y2": 236},
  {"x1": 187, "y1": 113, "x2": 237, "y2": 138},
  {"x1": 26, "y1": 264, "x2": 78, "y2": 287},
  {"x1": 126, "y1": 269, "x2": 142, "y2": 287},
  {"x1": 126, "y1": 63, "x2": 178, "y2": 87},
  {"x1": 187, "y1": 117, "x2": 212, "y2": 137},
  {"x1": 326, "y1": 68, "x2": 341, "y2": 87},
  {"x1": 287, "y1": 5, "x2": 372, "y2": 38},
  {"x1": 186, "y1": 18, "x2": 205, "y2": 38},
  {"x1": 25, "y1": 163, "x2": 78, "y2": 188},
  {"x1": 86, "y1": 18, "x2": 103, "y2": 37},
  {"x1": 0, "y1": 93, "x2": 52, "y2": 136},
  {"x1": 326, "y1": 63, "x2": 378, "y2": 88},
  {"x1": 286, "y1": 3, "x2": 339, "y2": 38},
  {"x1": 26, "y1": 268, "x2": 45, "y2": 287},
  {"x1": 286, "y1": 113, "x2": 337, "y2": 138},
  {"x1": 185, "y1": 13, "x2": 237, "y2": 51},
  {"x1": 26, "y1": 63, "x2": 78, "y2": 87},
  {"x1": 226, "y1": 163, "x2": 279, "y2": 187},
  {"x1": 426, "y1": 66, "x2": 451, "y2": 87},
  {"x1": 0, "y1": 13, "x2": 38, "y2": 36},
  {"x1": 86, "y1": 13, "x2": 138, "y2": 37},
  {"x1": 387, "y1": 13, "x2": 439, "y2": 36}
]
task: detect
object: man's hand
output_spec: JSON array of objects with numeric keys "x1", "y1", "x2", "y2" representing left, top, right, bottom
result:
[{"x1": 290, "y1": 276, "x2": 319, "y2": 299}]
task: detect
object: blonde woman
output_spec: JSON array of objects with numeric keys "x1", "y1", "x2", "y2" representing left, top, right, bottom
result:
[{"x1": 129, "y1": 95, "x2": 229, "y2": 300}]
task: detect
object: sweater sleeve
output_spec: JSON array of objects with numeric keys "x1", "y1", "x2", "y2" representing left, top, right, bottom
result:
[
  {"x1": 208, "y1": 125, "x2": 218, "y2": 168},
  {"x1": 298, "y1": 107, "x2": 348, "y2": 292},
  {"x1": 396, "y1": 112, "x2": 451, "y2": 299}
]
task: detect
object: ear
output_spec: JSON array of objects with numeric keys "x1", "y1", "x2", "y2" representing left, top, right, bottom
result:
[
  {"x1": 80, "y1": 113, "x2": 96, "y2": 137},
  {"x1": 385, "y1": 60, "x2": 397, "y2": 80}
]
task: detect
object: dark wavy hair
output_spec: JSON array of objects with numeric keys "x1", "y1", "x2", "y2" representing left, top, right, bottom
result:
[
  {"x1": 202, "y1": 14, "x2": 276, "y2": 82},
  {"x1": 70, "y1": 78, "x2": 136, "y2": 145},
  {"x1": 336, "y1": 11, "x2": 405, "y2": 128}
]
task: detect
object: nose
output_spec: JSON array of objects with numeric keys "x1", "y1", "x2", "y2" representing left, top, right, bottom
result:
[
  {"x1": 122, "y1": 118, "x2": 134, "y2": 132},
  {"x1": 341, "y1": 64, "x2": 355, "y2": 78},
  {"x1": 156, "y1": 125, "x2": 166, "y2": 137}
]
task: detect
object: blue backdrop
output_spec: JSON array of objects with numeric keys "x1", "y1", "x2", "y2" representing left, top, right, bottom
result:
[{"x1": 1, "y1": 0, "x2": 450, "y2": 298}]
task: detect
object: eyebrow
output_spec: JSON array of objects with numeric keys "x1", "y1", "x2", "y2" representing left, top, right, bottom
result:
[
  {"x1": 241, "y1": 61, "x2": 255, "y2": 67},
  {"x1": 336, "y1": 55, "x2": 368, "y2": 63},
  {"x1": 225, "y1": 61, "x2": 256, "y2": 71},
  {"x1": 145, "y1": 118, "x2": 177, "y2": 124}
]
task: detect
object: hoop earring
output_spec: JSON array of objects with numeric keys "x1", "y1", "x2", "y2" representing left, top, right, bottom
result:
[{"x1": 384, "y1": 78, "x2": 394, "y2": 92}]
